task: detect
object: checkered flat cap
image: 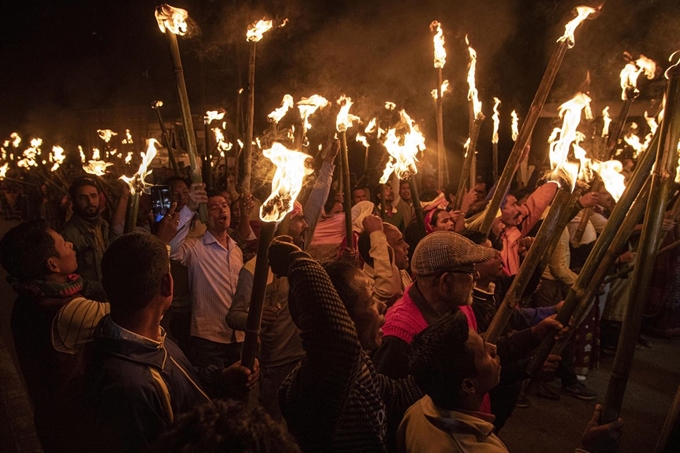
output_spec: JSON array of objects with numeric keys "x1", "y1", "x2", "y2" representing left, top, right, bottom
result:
[{"x1": 411, "y1": 231, "x2": 499, "y2": 277}]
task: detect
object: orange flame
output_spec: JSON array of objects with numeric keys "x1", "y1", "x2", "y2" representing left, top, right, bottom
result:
[
  {"x1": 268, "y1": 94, "x2": 294, "y2": 123},
  {"x1": 601, "y1": 106, "x2": 611, "y2": 137},
  {"x1": 83, "y1": 160, "x2": 113, "y2": 176},
  {"x1": 204, "y1": 110, "x2": 225, "y2": 125},
  {"x1": 120, "y1": 139, "x2": 159, "y2": 195},
  {"x1": 511, "y1": 110, "x2": 519, "y2": 141},
  {"x1": 297, "y1": 95, "x2": 330, "y2": 133},
  {"x1": 336, "y1": 95, "x2": 360, "y2": 133},
  {"x1": 356, "y1": 132, "x2": 369, "y2": 150},
  {"x1": 213, "y1": 128, "x2": 232, "y2": 152},
  {"x1": 50, "y1": 145, "x2": 65, "y2": 172},
  {"x1": 121, "y1": 129, "x2": 133, "y2": 145},
  {"x1": 548, "y1": 92, "x2": 591, "y2": 189},
  {"x1": 593, "y1": 160, "x2": 626, "y2": 202},
  {"x1": 385, "y1": 101, "x2": 396, "y2": 110},
  {"x1": 492, "y1": 97, "x2": 501, "y2": 144},
  {"x1": 429, "y1": 21, "x2": 446, "y2": 69},
  {"x1": 152, "y1": 100, "x2": 164, "y2": 109},
  {"x1": 465, "y1": 35, "x2": 483, "y2": 119},
  {"x1": 246, "y1": 18, "x2": 288, "y2": 43},
  {"x1": 125, "y1": 152, "x2": 133, "y2": 165},
  {"x1": 259, "y1": 143, "x2": 312, "y2": 222},
  {"x1": 97, "y1": 129, "x2": 118, "y2": 143},
  {"x1": 92, "y1": 148, "x2": 101, "y2": 160},
  {"x1": 0, "y1": 163, "x2": 8, "y2": 179},
  {"x1": 10, "y1": 132, "x2": 21, "y2": 148},
  {"x1": 620, "y1": 54, "x2": 657, "y2": 100},
  {"x1": 155, "y1": 4, "x2": 189, "y2": 36},
  {"x1": 557, "y1": 6, "x2": 597, "y2": 48},
  {"x1": 379, "y1": 110, "x2": 426, "y2": 183},
  {"x1": 18, "y1": 139, "x2": 41, "y2": 168},
  {"x1": 431, "y1": 80, "x2": 450, "y2": 100},
  {"x1": 79, "y1": 146, "x2": 86, "y2": 163},
  {"x1": 675, "y1": 139, "x2": 680, "y2": 184}
]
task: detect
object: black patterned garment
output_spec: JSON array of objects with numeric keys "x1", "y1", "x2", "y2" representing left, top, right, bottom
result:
[{"x1": 279, "y1": 254, "x2": 422, "y2": 453}]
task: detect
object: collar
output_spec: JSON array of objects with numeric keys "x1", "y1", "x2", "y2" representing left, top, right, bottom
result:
[
  {"x1": 202, "y1": 229, "x2": 234, "y2": 249},
  {"x1": 104, "y1": 316, "x2": 165, "y2": 349},
  {"x1": 419, "y1": 395, "x2": 496, "y2": 439},
  {"x1": 409, "y1": 282, "x2": 446, "y2": 326}
]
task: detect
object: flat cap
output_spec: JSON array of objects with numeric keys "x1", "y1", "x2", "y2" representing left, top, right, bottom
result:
[{"x1": 411, "y1": 231, "x2": 499, "y2": 277}]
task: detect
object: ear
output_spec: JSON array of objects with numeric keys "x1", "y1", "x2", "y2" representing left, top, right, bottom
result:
[
  {"x1": 461, "y1": 377, "x2": 476, "y2": 396},
  {"x1": 437, "y1": 272, "x2": 450, "y2": 293},
  {"x1": 45, "y1": 257, "x2": 60, "y2": 274},
  {"x1": 160, "y1": 272, "x2": 173, "y2": 298}
]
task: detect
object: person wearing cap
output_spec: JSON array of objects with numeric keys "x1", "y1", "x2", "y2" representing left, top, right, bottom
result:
[{"x1": 371, "y1": 231, "x2": 498, "y2": 380}]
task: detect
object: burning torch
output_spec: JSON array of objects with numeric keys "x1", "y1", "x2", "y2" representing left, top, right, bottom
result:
[
  {"x1": 336, "y1": 95, "x2": 360, "y2": 251},
  {"x1": 120, "y1": 139, "x2": 159, "y2": 233},
  {"x1": 430, "y1": 21, "x2": 447, "y2": 189}
]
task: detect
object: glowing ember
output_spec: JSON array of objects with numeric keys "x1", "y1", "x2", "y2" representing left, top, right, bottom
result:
[
  {"x1": 247, "y1": 19, "x2": 273, "y2": 43},
  {"x1": 268, "y1": 95, "x2": 294, "y2": 123},
  {"x1": 548, "y1": 92, "x2": 591, "y2": 189},
  {"x1": 336, "y1": 95, "x2": 360, "y2": 133},
  {"x1": 602, "y1": 106, "x2": 611, "y2": 137},
  {"x1": 259, "y1": 142, "x2": 312, "y2": 222},
  {"x1": 557, "y1": 6, "x2": 597, "y2": 48},
  {"x1": 121, "y1": 129, "x2": 134, "y2": 145},
  {"x1": 50, "y1": 145, "x2": 65, "y2": 172},
  {"x1": 429, "y1": 21, "x2": 446, "y2": 69},
  {"x1": 379, "y1": 110, "x2": 426, "y2": 183},
  {"x1": 511, "y1": 110, "x2": 519, "y2": 142},
  {"x1": 0, "y1": 163, "x2": 7, "y2": 179},
  {"x1": 492, "y1": 98, "x2": 501, "y2": 144},
  {"x1": 152, "y1": 100, "x2": 164, "y2": 109},
  {"x1": 83, "y1": 160, "x2": 113, "y2": 176},
  {"x1": 155, "y1": 4, "x2": 189, "y2": 36},
  {"x1": 120, "y1": 139, "x2": 159, "y2": 195},
  {"x1": 298, "y1": 95, "x2": 330, "y2": 133},
  {"x1": 10, "y1": 132, "x2": 21, "y2": 148},
  {"x1": 204, "y1": 110, "x2": 226, "y2": 125},
  {"x1": 465, "y1": 35, "x2": 483, "y2": 119},
  {"x1": 431, "y1": 80, "x2": 450, "y2": 100},
  {"x1": 97, "y1": 129, "x2": 118, "y2": 143}
]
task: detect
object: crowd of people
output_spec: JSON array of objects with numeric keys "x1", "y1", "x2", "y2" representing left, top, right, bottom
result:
[{"x1": 3, "y1": 136, "x2": 680, "y2": 452}]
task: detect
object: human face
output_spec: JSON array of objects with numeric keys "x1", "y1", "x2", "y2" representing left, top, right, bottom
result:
[
  {"x1": 330, "y1": 202, "x2": 344, "y2": 215},
  {"x1": 433, "y1": 211, "x2": 454, "y2": 232},
  {"x1": 47, "y1": 229, "x2": 78, "y2": 275},
  {"x1": 288, "y1": 213, "x2": 309, "y2": 248},
  {"x1": 442, "y1": 267, "x2": 477, "y2": 307},
  {"x1": 169, "y1": 180, "x2": 189, "y2": 210},
  {"x1": 500, "y1": 195, "x2": 521, "y2": 227},
  {"x1": 207, "y1": 196, "x2": 231, "y2": 231},
  {"x1": 382, "y1": 184, "x2": 394, "y2": 202},
  {"x1": 352, "y1": 188, "x2": 367, "y2": 205},
  {"x1": 465, "y1": 329, "x2": 501, "y2": 393},
  {"x1": 476, "y1": 240, "x2": 503, "y2": 280},
  {"x1": 399, "y1": 182, "x2": 411, "y2": 202},
  {"x1": 73, "y1": 185, "x2": 100, "y2": 219},
  {"x1": 351, "y1": 272, "x2": 387, "y2": 351},
  {"x1": 383, "y1": 224, "x2": 409, "y2": 270}
]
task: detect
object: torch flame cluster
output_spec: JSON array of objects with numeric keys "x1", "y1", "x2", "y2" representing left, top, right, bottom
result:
[
  {"x1": 259, "y1": 142, "x2": 312, "y2": 222},
  {"x1": 379, "y1": 110, "x2": 426, "y2": 183},
  {"x1": 557, "y1": 6, "x2": 598, "y2": 48},
  {"x1": 120, "y1": 139, "x2": 159, "y2": 195},
  {"x1": 155, "y1": 4, "x2": 189, "y2": 36}
]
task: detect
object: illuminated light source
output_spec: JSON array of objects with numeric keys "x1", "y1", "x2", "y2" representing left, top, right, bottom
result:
[
  {"x1": 120, "y1": 139, "x2": 159, "y2": 195},
  {"x1": 492, "y1": 98, "x2": 501, "y2": 145},
  {"x1": 268, "y1": 94, "x2": 294, "y2": 123},
  {"x1": 431, "y1": 80, "x2": 450, "y2": 100},
  {"x1": 557, "y1": 6, "x2": 598, "y2": 48},
  {"x1": 155, "y1": 4, "x2": 189, "y2": 36},
  {"x1": 259, "y1": 143, "x2": 312, "y2": 222},
  {"x1": 335, "y1": 95, "x2": 360, "y2": 133},
  {"x1": 97, "y1": 129, "x2": 118, "y2": 143},
  {"x1": 379, "y1": 110, "x2": 426, "y2": 184},
  {"x1": 429, "y1": 21, "x2": 446, "y2": 68}
]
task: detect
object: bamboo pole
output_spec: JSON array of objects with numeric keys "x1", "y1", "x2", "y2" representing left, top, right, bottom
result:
[
  {"x1": 526, "y1": 130, "x2": 659, "y2": 375},
  {"x1": 492, "y1": 142, "x2": 499, "y2": 182},
  {"x1": 242, "y1": 42, "x2": 256, "y2": 196},
  {"x1": 409, "y1": 176, "x2": 427, "y2": 241},
  {"x1": 436, "y1": 68, "x2": 445, "y2": 189},
  {"x1": 203, "y1": 120, "x2": 214, "y2": 189},
  {"x1": 484, "y1": 183, "x2": 571, "y2": 343},
  {"x1": 601, "y1": 64, "x2": 680, "y2": 424},
  {"x1": 162, "y1": 30, "x2": 208, "y2": 222},
  {"x1": 340, "y1": 131, "x2": 354, "y2": 251},
  {"x1": 654, "y1": 384, "x2": 680, "y2": 453},
  {"x1": 454, "y1": 118, "x2": 484, "y2": 210},
  {"x1": 240, "y1": 220, "x2": 277, "y2": 370},
  {"x1": 124, "y1": 192, "x2": 140, "y2": 233},
  {"x1": 152, "y1": 101, "x2": 180, "y2": 176}
]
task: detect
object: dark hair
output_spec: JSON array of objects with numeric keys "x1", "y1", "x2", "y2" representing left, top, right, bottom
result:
[
  {"x1": 0, "y1": 220, "x2": 58, "y2": 281},
  {"x1": 419, "y1": 190, "x2": 439, "y2": 203},
  {"x1": 163, "y1": 176, "x2": 189, "y2": 188},
  {"x1": 444, "y1": 184, "x2": 457, "y2": 200},
  {"x1": 151, "y1": 399, "x2": 300, "y2": 453},
  {"x1": 101, "y1": 233, "x2": 169, "y2": 311},
  {"x1": 460, "y1": 229, "x2": 502, "y2": 251},
  {"x1": 409, "y1": 310, "x2": 475, "y2": 410},
  {"x1": 68, "y1": 176, "x2": 99, "y2": 200},
  {"x1": 429, "y1": 209, "x2": 447, "y2": 227},
  {"x1": 206, "y1": 189, "x2": 222, "y2": 199},
  {"x1": 357, "y1": 229, "x2": 374, "y2": 267},
  {"x1": 323, "y1": 261, "x2": 365, "y2": 319}
]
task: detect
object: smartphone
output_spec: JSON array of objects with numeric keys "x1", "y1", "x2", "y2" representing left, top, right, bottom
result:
[{"x1": 151, "y1": 185, "x2": 172, "y2": 223}]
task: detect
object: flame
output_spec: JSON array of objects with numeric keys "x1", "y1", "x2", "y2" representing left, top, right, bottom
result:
[
  {"x1": 83, "y1": 160, "x2": 113, "y2": 176},
  {"x1": 492, "y1": 97, "x2": 501, "y2": 144},
  {"x1": 548, "y1": 92, "x2": 591, "y2": 189},
  {"x1": 246, "y1": 19, "x2": 273, "y2": 42},
  {"x1": 385, "y1": 102, "x2": 396, "y2": 110},
  {"x1": 557, "y1": 6, "x2": 597, "y2": 48},
  {"x1": 429, "y1": 21, "x2": 446, "y2": 69},
  {"x1": 602, "y1": 106, "x2": 611, "y2": 137},
  {"x1": 10, "y1": 132, "x2": 21, "y2": 148},
  {"x1": 237, "y1": 139, "x2": 244, "y2": 149},
  {"x1": 50, "y1": 145, "x2": 65, "y2": 172},
  {"x1": 465, "y1": 35, "x2": 483, "y2": 119},
  {"x1": 97, "y1": 129, "x2": 118, "y2": 143},
  {"x1": 78, "y1": 146, "x2": 86, "y2": 163},
  {"x1": 213, "y1": 128, "x2": 232, "y2": 152},
  {"x1": 121, "y1": 129, "x2": 133, "y2": 145},
  {"x1": 259, "y1": 142, "x2": 312, "y2": 222},
  {"x1": 644, "y1": 111, "x2": 659, "y2": 137},
  {"x1": 0, "y1": 163, "x2": 7, "y2": 179},
  {"x1": 17, "y1": 139, "x2": 41, "y2": 168},
  {"x1": 204, "y1": 110, "x2": 225, "y2": 125},
  {"x1": 593, "y1": 160, "x2": 626, "y2": 202},
  {"x1": 268, "y1": 94, "x2": 294, "y2": 123},
  {"x1": 155, "y1": 4, "x2": 188, "y2": 36},
  {"x1": 356, "y1": 132, "x2": 369, "y2": 150},
  {"x1": 620, "y1": 54, "x2": 657, "y2": 100},
  {"x1": 120, "y1": 139, "x2": 159, "y2": 195},
  {"x1": 511, "y1": 110, "x2": 519, "y2": 141},
  {"x1": 92, "y1": 148, "x2": 101, "y2": 160},
  {"x1": 676, "y1": 139, "x2": 680, "y2": 184},
  {"x1": 665, "y1": 51, "x2": 680, "y2": 80},
  {"x1": 297, "y1": 95, "x2": 330, "y2": 132},
  {"x1": 431, "y1": 80, "x2": 450, "y2": 100},
  {"x1": 379, "y1": 110, "x2": 426, "y2": 183},
  {"x1": 336, "y1": 95, "x2": 360, "y2": 133},
  {"x1": 125, "y1": 152, "x2": 133, "y2": 165},
  {"x1": 152, "y1": 100, "x2": 164, "y2": 109}
]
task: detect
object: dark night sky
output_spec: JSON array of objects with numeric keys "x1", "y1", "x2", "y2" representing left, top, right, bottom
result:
[{"x1": 1, "y1": 0, "x2": 679, "y2": 176}]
